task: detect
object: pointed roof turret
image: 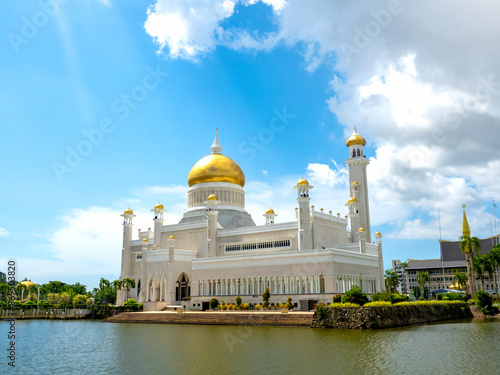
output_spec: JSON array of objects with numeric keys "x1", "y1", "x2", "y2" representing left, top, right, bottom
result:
[
  {"x1": 462, "y1": 204, "x2": 471, "y2": 237},
  {"x1": 346, "y1": 126, "x2": 367, "y2": 147},
  {"x1": 211, "y1": 128, "x2": 222, "y2": 154}
]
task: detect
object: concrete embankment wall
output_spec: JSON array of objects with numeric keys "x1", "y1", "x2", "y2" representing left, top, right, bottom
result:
[
  {"x1": 105, "y1": 311, "x2": 314, "y2": 327},
  {"x1": 311, "y1": 303, "x2": 472, "y2": 329}
]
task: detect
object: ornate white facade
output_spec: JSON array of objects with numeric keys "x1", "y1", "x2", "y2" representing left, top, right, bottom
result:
[{"x1": 117, "y1": 129, "x2": 385, "y2": 310}]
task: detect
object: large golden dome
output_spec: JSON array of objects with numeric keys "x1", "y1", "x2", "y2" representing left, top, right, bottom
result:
[
  {"x1": 188, "y1": 154, "x2": 245, "y2": 187},
  {"x1": 188, "y1": 131, "x2": 245, "y2": 187}
]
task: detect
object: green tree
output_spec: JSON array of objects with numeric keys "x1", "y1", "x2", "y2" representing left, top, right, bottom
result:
[
  {"x1": 489, "y1": 246, "x2": 500, "y2": 297},
  {"x1": 210, "y1": 298, "x2": 218, "y2": 310},
  {"x1": 112, "y1": 279, "x2": 122, "y2": 291},
  {"x1": 385, "y1": 269, "x2": 400, "y2": 293},
  {"x1": 341, "y1": 285, "x2": 368, "y2": 305},
  {"x1": 262, "y1": 287, "x2": 270, "y2": 308},
  {"x1": 412, "y1": 286, "x2": 421, "y2": 300},
  {"x1": 473, "y1": 254, "x2": 494, "y2": 291},
  {"x1": 416, "y1": 272, "x2": 430, "y2": 299},
  {"x1": 454, "y1": 271, "x2": 468, "y2": 291},
  {"x1": 0, "y1": 283, "x2": 9, "y2": 301},
  {"x1": 459, "y1": 235, "x2": 481, "y2": 296},
  {"x1": 71, "y1": 282, "x2": 87, "y2": 294},
  {"x1": 99, "y1": 278, "x2": 110, "y2": 291},
  {"x1": 121, "y1": 278, "x2": 135, "y2": 301},
  {"x1": 0, "y1": 271, "x2": 6, "y2": 284}
]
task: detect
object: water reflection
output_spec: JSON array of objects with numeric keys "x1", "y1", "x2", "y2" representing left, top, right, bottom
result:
[{"x1": 2, "y1": 319, "x2": 498, "y2": 374}]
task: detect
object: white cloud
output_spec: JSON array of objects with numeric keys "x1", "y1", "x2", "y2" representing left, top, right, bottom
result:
[
  {"x1": 144, "y1": 0, "x2": 283, "y2": 58},
  {"x1": 0, "y1": 227, "x2": 9, "y2": 236}
]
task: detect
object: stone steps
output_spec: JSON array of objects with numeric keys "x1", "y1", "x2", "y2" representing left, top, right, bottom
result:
[{"x1": 105, "y1": 312, "x2": 314, "y2": 327}]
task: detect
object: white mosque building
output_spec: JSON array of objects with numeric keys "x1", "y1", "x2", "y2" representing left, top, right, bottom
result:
[{"x1": 117, "y1": 129, "x2": 385, "y2": 310}]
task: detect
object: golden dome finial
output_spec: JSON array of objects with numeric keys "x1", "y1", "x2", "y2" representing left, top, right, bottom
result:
[
  {"x1": 142, "y1": 238, "x2": 148, "y2": 243},
  {"x1": 297, "y1": 178, "x2": 309, "y2": 186},
  {"x1": 207, "y1": 194, "x2": 218, "y2": 201},
  {"x1": 346, "y1": 127, "x2": 366, "y2": 147},
  {"x1": 154, "y1": 203, "x2": 164, "y2": 210},
  {"x1": 124, "y1": 208, "x2": 133, "y2": 215}
]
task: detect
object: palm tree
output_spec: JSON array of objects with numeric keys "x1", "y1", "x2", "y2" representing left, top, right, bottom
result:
[
  {"x1": 454, "y1": 271, "x2": 468, "y2": 291},
  {"x1": 416, "y1": 272, "x2": 431, "y2": 299},
  {"x1": 459, "y1": 235, "x2": 481, "y2": 297},
  {"x1": 121, "y1": 278, "x2": 135, "y2": 301},
  {"x1": 71, "y1": 282, "x2": 87, "y2": 295},
  {"x1": 490, "y1": 246, "x2": 500, "y2": 297},
  {"x1": 99, "y1": 278, "x2": 110, "y2": 291},
  {"x1": 112, "y1": 280, "x2": 122, "y2": 291},
  {"x1": 475, "y1": 253, "x2": 494, "y2": 292},
  {"x1": 385, "y1": 269, "x2": 400, "y2": 293}
]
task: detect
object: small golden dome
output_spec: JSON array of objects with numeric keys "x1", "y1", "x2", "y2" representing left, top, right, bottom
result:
[
  {"x1": 207, "y1": 194, "x2": 218, "y2": 201},
  {"x1": 169, "y1": 235, "x2": 175, "y2": 239},
  {"x1": 265, "y1": 208, "x2": 275, "y2": 215},
  {"x1": 353, "y1": 181, "x2": 359, "y2": 185},
  {"x1": 142, "y1": 238, "x2": 148, "y2": 243},
  {"x1": 348, "y1": 196, "x2": 358, "y2": 203},
  {"x1": 297, "y1": 178, "x2": 309, "y2": 185},
  {"x1": 346, "y1": 127, "x2": 366, "y2": 147},
  {"x1": 154, "y1": 203, "x2": 164, "y2": 210},
  {"x1": 359, "y1": 227, "x2": 365, "y2": 232},
  {"x1": 124, "y1": 208, "x2": 133, "y2": 215},
  {"x1": 188, "y1": 154, "x2": 245, "y2": 187},
  {"x1": 337, "y1": 212, "x2": 340, "y2": 215},
  {"x1": 21, "y1": 280, "x2": 36, "y2": 287},
  {"x1": 375, "y1": 231, "x2": 381, "y2": 236},
  {"x1": 329, "y1": 210, "x2": 332, "y2": 213}
]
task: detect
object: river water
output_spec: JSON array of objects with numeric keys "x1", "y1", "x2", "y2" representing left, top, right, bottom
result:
[{"x1": 1, "y1": 318, "x2": 499, "y2": 374}]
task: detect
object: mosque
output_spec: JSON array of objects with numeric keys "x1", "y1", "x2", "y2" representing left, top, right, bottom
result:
[{"x1": 117, "y1": 129, "x2": 385, "y2": 310}]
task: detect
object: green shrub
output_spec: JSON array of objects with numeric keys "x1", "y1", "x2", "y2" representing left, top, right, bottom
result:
[
  {"x1": 315, "y1": 303, "x2": 328, "y2": 319},
  {"x1": 330, "y1": 302, "x2": 360, "y2": 308},
  {"x1": 341, "y1": 286, "x2": 368, "y2": 306},
  {"x1": 287, "y1": 297, "x2": 294, "y2": 310},
  {"x1": 364, "y1": 301, "x2": 391, "y2": 307},
  {"x1": 124, "y1": 299, "x2": 139, "y2": 309},
  {"x1": 0, "y1": 301, "x2": 8, "y2": 309},
  {"x1": 38, "y1": 300, "x2": 51, "y2": 308},
  {"x1": 436, "y1": 293, "x2": 442, "y2": 301},
  {"x1": 476, "y1": 290, "x2": 497, "y2": 315},
  {"x1": 373, "y1": 292, "x2": 408, "y2": 303},
  {"x1": 463, "y1": 292, "x2": 472, "y2": 302},
  {"x1": 236, "y1": 296, "x2": 242, "y2": 308},
  {"x1": 210, "y1": 298, "x2": 219, "y2": 310},
  {"x1": 332, "y1": 294, "x2": 342, "y2": 303},
  {"x1": 419, "y1": 297, "x2": 425, "y2": 301},
  {"x1": 443, "y1": 292, "x2": 463, "y2": 301}
]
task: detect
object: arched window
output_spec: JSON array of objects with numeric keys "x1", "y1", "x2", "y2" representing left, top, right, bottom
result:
[
  {"x1": 357, "y1": 148, "x2": 361, "y2": 157},
  {"x1": 352, "y1": 149, "x2": 356, "y2": 158}
]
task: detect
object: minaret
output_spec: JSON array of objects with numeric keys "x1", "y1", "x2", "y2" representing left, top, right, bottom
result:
[
  {"x1": 375, "y1": 231, "x2": 385, "y2": 292},
  {"x1": 345, "y1": 127, "x2": 371, "y2": 242},
  {"x1": 151, "y1": 203, "x2": 165, "y2": 250},
  {"x1": 205, "y1": 194, "x2": 220, "y2": 257},
  {"x1": 120, "y1": 208, "x2": 136, "y2": 279},
  {"x1": 263, "y1": 208, "x2": 277, "y2": 224},
  {"x1": 294, "y1": 178, "x2": 313, "y2": 251}
]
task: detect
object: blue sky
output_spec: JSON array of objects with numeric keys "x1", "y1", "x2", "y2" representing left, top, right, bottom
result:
[{"x1": 1, "y1": 0, "x2": 499, "y2": 290}]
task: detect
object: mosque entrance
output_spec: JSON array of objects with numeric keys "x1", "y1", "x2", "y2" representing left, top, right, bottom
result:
[{"x1": 176, "y1": 273, "x2": 190, "y2": 301}]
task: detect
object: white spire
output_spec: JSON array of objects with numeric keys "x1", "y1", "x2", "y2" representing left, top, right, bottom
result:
[{"x1": 211, "y1": 128, "x2": 222, "y2": 154}]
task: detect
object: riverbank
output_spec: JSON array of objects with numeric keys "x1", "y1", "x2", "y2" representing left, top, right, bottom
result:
[
  {"x1": 311, "y1": 302, "x2": 472, "y2": 329},
  {"x1": 0, "y1": 308, "x2": 90, "y2": 320},
  {"x1": 104, "y1": 310, "x2": 314, "y2": 326}
]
